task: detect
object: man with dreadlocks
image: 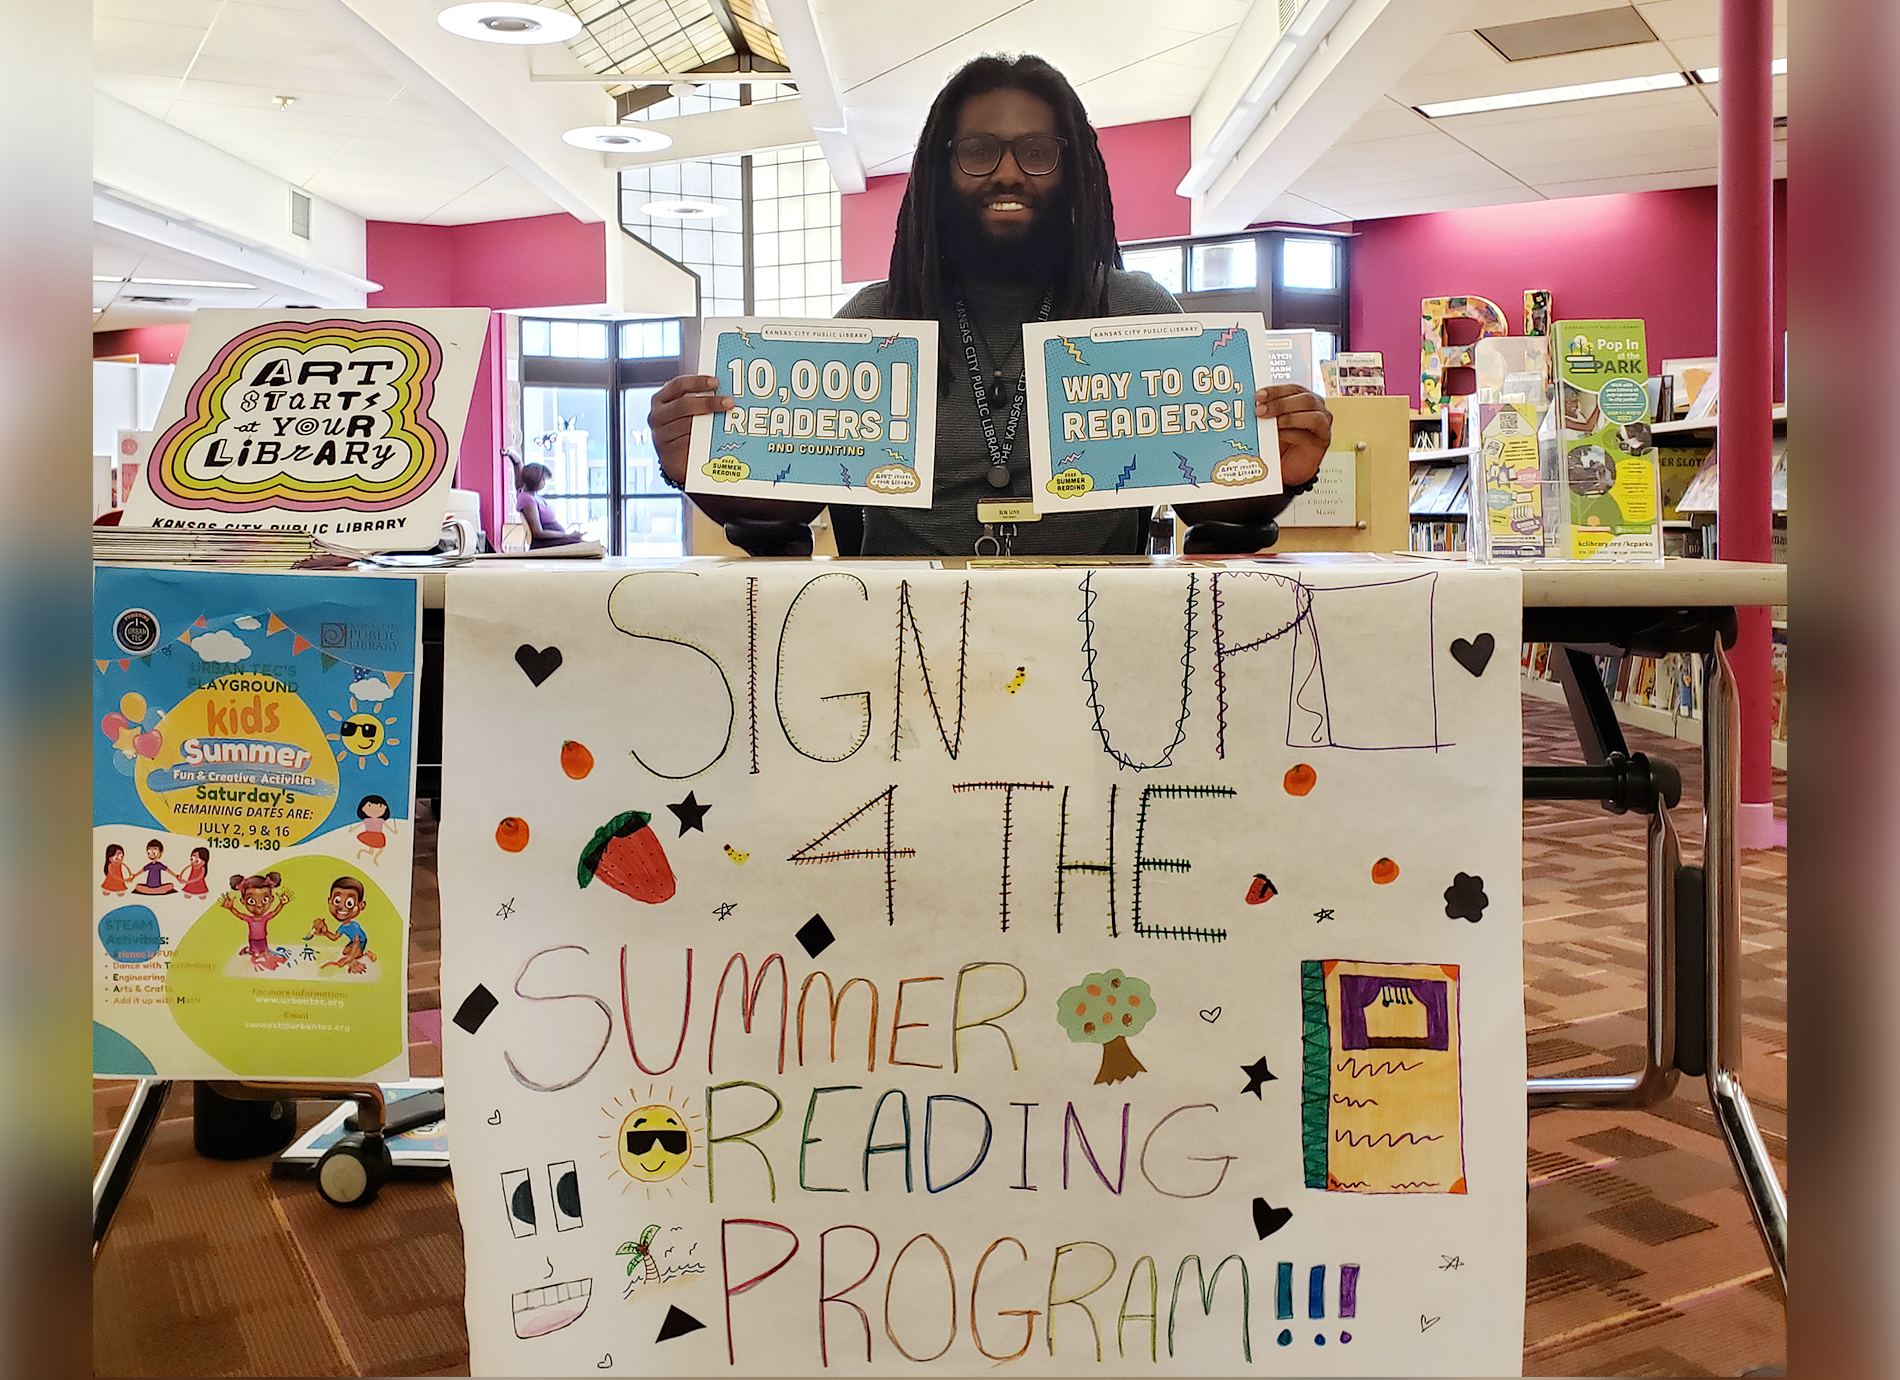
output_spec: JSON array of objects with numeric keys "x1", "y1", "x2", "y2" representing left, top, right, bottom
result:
[{"x1": 650, "y1": 53, "x2": 1332, "y2": 556}]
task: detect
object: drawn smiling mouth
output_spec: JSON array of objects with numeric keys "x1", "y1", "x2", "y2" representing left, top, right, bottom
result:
[{"x1": 512, "y1": 1277, "x2": 592, "y2": 1338}]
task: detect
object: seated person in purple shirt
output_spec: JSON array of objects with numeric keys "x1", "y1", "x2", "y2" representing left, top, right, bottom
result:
[{"x1": 508, "y1": 451, "x2": 581, "y2": 548}]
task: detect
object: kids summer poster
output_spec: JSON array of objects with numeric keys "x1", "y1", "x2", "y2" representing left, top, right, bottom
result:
[
  {"x1": 687, "y1": 318, "x2": 940, "y2": 508},
  {"x1": 92, "y1": 566, "x2": 420, "y2": 1080},
  {"x1": 1022, "y1": 313, "x2": 1284, "y2": 514}
]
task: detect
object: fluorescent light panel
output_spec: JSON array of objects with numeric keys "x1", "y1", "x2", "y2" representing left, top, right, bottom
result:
[
  {"x1": 1694, "y1": 58, "x2": 1788, "y2": 83},
  {"x1": 95, "y1": 275, "x2": 258, "y2": 289},
  {"x1": 1417, "y1": 71, "x2": 1688, "y2": 118}
]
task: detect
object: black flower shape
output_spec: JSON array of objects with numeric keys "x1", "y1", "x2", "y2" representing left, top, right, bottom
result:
[{"x1": 1444, "y1": 872, "x2": 1488, "y2": 922}]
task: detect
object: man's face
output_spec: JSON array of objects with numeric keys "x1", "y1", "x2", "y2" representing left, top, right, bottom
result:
[{"x1": 944, "y1": 87, "x2": 1067, "y2": 273}]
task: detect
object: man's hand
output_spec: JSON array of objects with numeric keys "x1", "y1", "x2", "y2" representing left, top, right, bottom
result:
[
  {"x1": 648, "y1": 375, "x2": 734, "y2": 487},
  {"x1": 1258, "y1": 383, "x2": 1332, "y2": 487},
  {"x1": 646, "y1": 373, "x2": 824, "y2": 527}
]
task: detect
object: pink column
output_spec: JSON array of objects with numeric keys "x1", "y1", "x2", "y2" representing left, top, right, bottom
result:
[{"x1": 1716, "y1": 0, "x2": 1781, "y2": 849}]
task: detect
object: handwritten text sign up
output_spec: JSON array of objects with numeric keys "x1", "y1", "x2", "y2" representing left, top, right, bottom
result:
[
  {"x1": 124, "y1": 309, "x2": 489, "y2": 551},
  {"x1": 688, "y1": 319, "x2": 941, "y2": 508},
  {"x1": 1022, "y1": 315, "x2": 1284, "y2": 514},
  {"x1": 440, "y1": 563, "x2": 1526, "y2": 1376}
]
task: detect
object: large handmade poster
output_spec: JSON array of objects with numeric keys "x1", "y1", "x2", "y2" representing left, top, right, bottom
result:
[
  {"x1": 122, "y1": 307, "x2": 489, "y2": 551},
  {"x1": 440, "y1": 562, "x2": 1525, "y2": 1377},
  {"x1": 93, "y1": 566, "x2": 419, "y2": 1079}
]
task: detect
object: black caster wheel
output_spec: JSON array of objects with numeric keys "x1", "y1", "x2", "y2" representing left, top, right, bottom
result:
[{"x1": 315, "y1": 1132, "x2": 392, "y2": 1207}]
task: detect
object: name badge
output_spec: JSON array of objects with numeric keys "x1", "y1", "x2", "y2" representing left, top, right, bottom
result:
[{"x1": 977, "y1": 500, "x2": 1041, "y2": 525}]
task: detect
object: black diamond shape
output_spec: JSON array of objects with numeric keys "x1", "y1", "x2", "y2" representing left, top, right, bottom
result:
[
  {"x1": 452, "y1": 983, "x2": 499, "y2": 1034},
  {"x1": 794, "y1": 914, "x2": 835, "y2": 958}
]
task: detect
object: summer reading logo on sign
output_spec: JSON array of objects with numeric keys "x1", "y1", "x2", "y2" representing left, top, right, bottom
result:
[
  {"x1": 123, "y1": 308, "x2": 488, "y2": 552},
  {"x1": 92, "y1": 566, "x2": 421, "y2": 1081},
  {"x1": 1021, "y1": 314, "x2": 1285, "y2": 514},
  {"x1": 687, "y1": 318, "x2": 940, "y2": 508}
]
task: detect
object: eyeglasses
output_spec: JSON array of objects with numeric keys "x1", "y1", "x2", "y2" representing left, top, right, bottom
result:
[
  {"x1": 339, "y1": 721, "x2": 380, "y2": 741},
  {"x1": 950, "y1": 133, "x2": 1067, "y2": 178},
  {"x1": 626, "y1": 1130, "x2": 689, "y2": 1156}
]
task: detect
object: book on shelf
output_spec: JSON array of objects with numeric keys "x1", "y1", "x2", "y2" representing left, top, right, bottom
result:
[{"x1": 1520, "y1": 641, "x2": 1705, "y2": 722}]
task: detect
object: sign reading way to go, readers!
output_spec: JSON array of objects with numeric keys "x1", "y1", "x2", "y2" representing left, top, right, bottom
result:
[
  {"x1": 1023, "y1": 313, "x2": 1284, "y2": 514},
  {"x1": 123, "y1": 308, "x2": 490, "y2": 552},
  {"x1": 688, "y1": 318, "x2": 940, "y2": 509}
]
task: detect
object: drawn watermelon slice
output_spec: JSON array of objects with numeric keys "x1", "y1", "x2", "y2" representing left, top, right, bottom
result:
[{"x1": 578, "y1": 810, "x2": 676, "y2": 904}]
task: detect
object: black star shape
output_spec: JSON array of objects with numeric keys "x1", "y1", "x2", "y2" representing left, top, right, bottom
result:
[
  {"x1": 1313, "y1": 907, "x2": 1335, "y2": 923},
  {"x1": 666, "y1": 792, "x2": 710, "y2": 836},
  {"x1": 1241, "y1": 1056, "x2": 1277, "y2": 1098},
  {"x1": 495, "y1": 898, "x2": 516, "y2": 920},
  {"x1": 711, "y1": 902, "x2": 737, "y2": 922}
]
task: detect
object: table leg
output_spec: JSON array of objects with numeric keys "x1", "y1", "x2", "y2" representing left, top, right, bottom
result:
[
  {"x1": 92, "y1": 1077, "x2": 172, "y2": 1260},
  {"x1": 1702, "y1": 641, "x2": 1788, "y2": 1293}
]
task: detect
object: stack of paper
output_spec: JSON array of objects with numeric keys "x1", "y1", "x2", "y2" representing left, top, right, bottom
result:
[{"x1": 93, "y1": 527, "x2": 322, "y2": 568}]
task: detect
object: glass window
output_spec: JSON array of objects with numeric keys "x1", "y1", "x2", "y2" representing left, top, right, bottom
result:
[
  {"x1": 619, "y1": 320, "x2": 681, "y2": 360},
  {"x1": 624, "y1": 496, "x2": 686, "y2": 557},
  {"x1": 521, "y1": 386, "x2": 610, "y2": 544},
  {"x1": 521, "y1": 317, "x2": 550, "y2": 356},
  {"x1": 1283, "y1": 237, "x2": 1337, "y2": 291},
  {"x1": 1123, "y1": 245, "x2": 1184, "y2": 295},
  {"x1": 549, "y1": 320, "x2": 579, "y2": 358},
  {"x1": 1189, "y1": 239, "x2": 1257, "y2": 292},
  {"x1": 578, "y1": 321, "x2": 609, "y2": 359}
]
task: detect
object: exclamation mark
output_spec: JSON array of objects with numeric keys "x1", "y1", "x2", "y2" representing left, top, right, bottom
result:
[
  {"x1": 1338, "y1": 1264, "x2": 1359, "y2": 1344},
  {"x1": 890, "y1": 362, "x2": 910, "y2": 443},
  {"x1": 1274, "y1": 1263, "x2": 1356, "y2": 1346}
]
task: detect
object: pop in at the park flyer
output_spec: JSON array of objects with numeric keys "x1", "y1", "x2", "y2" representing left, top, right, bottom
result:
[
  {"x1": 687, "y1": 317, "x2": 940, "y2": 508},
  {"x1": 1555, "y1": 318, "x2": 1662, "y2": 561},
  {"x1": 1023, "y1": 312, "x2": 1284, "y2": 514},
  {"x1": 92, "y1": 566, "x2": 420, "y2": 1081}
]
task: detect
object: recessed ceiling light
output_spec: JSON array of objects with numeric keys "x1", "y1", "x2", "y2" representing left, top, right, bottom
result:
[
  {"x1": 1693, "y1": 58, "x2": 1788, "y2": 83},
  {"x1": 1416, "y1": 71, "x2": 1689, "y2": 119},
  {"x1": 271, "y1": 94, "x2": 296, "y2": 112},
  {"x1": 436, "y1": 2, "x2": 582, "y2": 45},
  {"x1": 93, "y1": 275, "x2": 125, "y2": 283},
  {"x1": 640, "y1": 199, "x2": 729, "y2": 220},
  {"x1": 562, "y1": 125, "x2": 674, "y2": 154}
]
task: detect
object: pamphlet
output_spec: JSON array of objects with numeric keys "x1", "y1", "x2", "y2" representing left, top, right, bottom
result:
[
  {"x1": 1554, "y1": 319, "x2": 1661, "y2": 561},
  {"x1": 1021, "y1": 312, "x2": 1282, "y2": 513},
  {"x1": 687, "y1": 317, "x2": 939, "y2": 508}
]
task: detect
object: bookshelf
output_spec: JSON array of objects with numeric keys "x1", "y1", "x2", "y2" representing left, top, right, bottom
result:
[{"x1": 1408, "y1": 411, "x2": 1469, "y2": 552}]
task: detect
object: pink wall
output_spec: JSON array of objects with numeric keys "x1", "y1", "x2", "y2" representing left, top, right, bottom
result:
[
  {"x1": 840, "y1": 116, "x2": 1193, "y2": 283},
  {"x1": 367, "y1": 213, "x2": 608, "y2": 544},
  {"x1": 92, "y1": 324, "x2": 189, "y2": 364},
  {"x1": 1350, "y1": 181, "x2": 1788, "y2": 407}
]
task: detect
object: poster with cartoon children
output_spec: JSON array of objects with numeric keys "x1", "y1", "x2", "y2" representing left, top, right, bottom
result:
[{"x1": 91, "y1": 566, "x2": 419, "y2": 1080}]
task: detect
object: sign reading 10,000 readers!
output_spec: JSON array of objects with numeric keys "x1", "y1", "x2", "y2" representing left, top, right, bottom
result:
[{"x1": 687, "y1": 318, "x2": 940, "y2": 509}]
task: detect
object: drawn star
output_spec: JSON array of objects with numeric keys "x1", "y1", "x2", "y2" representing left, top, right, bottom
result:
[
  {"x1": 1313, "y1": 907, "x2": 1335, "y2": 923},
  {"x1": 1240, "y1": 1056, "x2": 1277, "y2": 1097},
  {"x1": 712, "y1": 902, "x2": 738, "y2": 922},
  {"x1": 1440, "y1": 1255, "x2": 1464, "y2": 1271},
  {"x1": 667, "y1": 792, "x2": 710, "y2": 836},
  {"x1": 496, "y1": 898, "x2": 516, "y2": 920}
]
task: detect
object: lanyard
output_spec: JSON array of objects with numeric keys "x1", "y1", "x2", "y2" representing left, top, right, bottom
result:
[{"x1": 953, "y1": 287, "x2": 1054, "y2": 491}]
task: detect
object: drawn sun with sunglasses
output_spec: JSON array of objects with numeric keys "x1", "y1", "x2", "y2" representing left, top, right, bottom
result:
[
  {"x1": 602, "y1": 1087, "x2": 703, "y2": 1197},
  {"x1": 326, "y1": 695, "x2": 401, "y2": 769}
]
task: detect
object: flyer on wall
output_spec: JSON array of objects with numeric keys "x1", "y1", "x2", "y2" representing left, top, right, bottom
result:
[
  {"x1": 686, "y1": 317, "x2": 940, "y2": 508},
  {"x1": 1022, "y1": 312, "x2": 1283, "y2": 513},
  {"x1": 92, "y1": 566, "x2": 420, "y2": 1081}
]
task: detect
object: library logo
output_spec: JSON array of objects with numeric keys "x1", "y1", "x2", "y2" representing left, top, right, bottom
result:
[
  {"x1": 319, "y1": 621, "x2": 400, "y2": 654},
  {"x1": 113, "y1": 608, "x2": 160, "y2": 656}
]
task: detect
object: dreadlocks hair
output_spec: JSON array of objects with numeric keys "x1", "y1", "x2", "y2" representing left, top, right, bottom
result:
[{"x1": 886, "y1": 53, "x2": 1123, "y2": 384}]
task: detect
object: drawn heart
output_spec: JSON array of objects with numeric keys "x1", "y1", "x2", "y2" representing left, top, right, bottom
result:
[
  {"x1": 514, "y1": 644, "x2": 564, "y2": 687},
  {"x1": 1252, "y1": 1197, "x2": 1293, "y2": 1239},
  {"x1": 1449, "y1": 633, "x2": 1495, "y2": 677},
  {"x1": 1199, "y1": 1007, "x2": 1221, "y2": 1023},
  {"x1": 487, "y1": 1109, "x2": 501, "y2": 1125},
  {"x1": 598, "y1": 1355, "x2": 612, "y2": 1369},
  {"x1": 1420, "y1": 1314, "x2": 1441, "y2": 1332}
]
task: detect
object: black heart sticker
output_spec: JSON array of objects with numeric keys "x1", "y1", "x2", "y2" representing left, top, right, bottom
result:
[
  {"x1": 515, "y1": 644, "x2": 564, "y2": 687},
  {"x1": 1449, "y1": 633, "x2": 1495, "y2": 677},
  {"x1": 1252, "y1": 1196, "x2": 1293, "y2": 1238}
]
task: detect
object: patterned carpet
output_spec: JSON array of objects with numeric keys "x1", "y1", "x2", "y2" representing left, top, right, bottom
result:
[{"x1": 92, "y1": 696, "x2": 1788, "y2": 1376}]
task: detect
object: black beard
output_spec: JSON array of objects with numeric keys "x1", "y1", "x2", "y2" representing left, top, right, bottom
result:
[{"x1": 938, "y1": 184, "x2": 1070, "y2": 286}]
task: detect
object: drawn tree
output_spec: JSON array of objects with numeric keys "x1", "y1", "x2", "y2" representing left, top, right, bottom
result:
[{"x1": 1056, "y1": 968, "x2": 1156, "y2": 1084}]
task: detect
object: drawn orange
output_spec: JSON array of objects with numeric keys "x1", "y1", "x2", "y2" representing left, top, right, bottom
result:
[
  {"x1": 560, "y1": 740, "x2": 595, "y2": 779},
  {"x1": 1371, "y1": 857, "x2": 1400, "y2": 884},
  {"x1": 496, "y1": 817, "x2": 530, "y2": 852},
  {"x1": 1283, "y1": 764, "x2": 1318, "y2": 796}
]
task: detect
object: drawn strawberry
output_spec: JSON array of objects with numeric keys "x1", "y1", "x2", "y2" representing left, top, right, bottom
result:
[{"x1": 578, "y1": 810, "x2": 676, "y2": 904}]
